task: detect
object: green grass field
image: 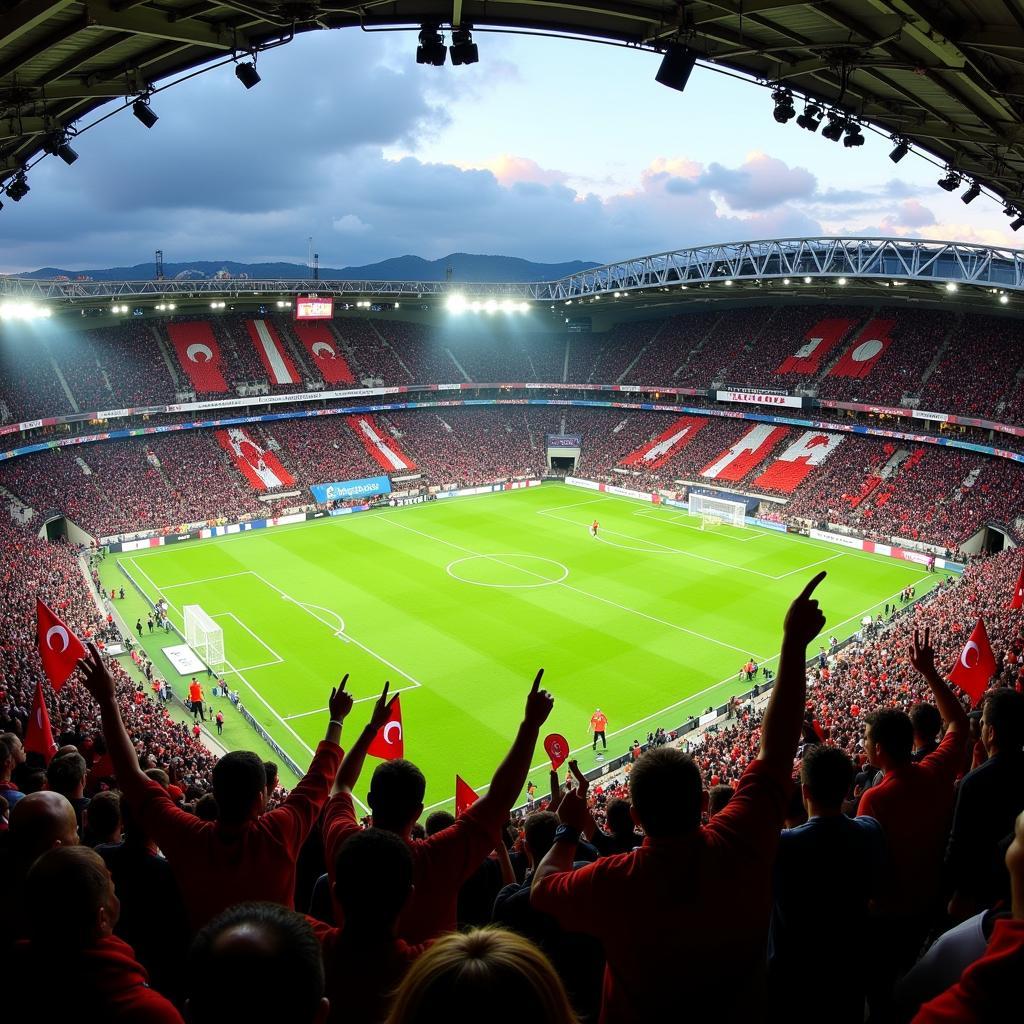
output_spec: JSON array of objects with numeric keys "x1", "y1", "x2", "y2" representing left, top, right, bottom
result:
[{"x1": 104, "y1": 483, "x2": 949, "y2": 811}]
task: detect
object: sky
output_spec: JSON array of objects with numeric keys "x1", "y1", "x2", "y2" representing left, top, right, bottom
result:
[{"x1": 0, "y1": 27, "x2": 1017, "y2": 273}]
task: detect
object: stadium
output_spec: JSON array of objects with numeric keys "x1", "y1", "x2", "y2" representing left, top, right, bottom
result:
[{"x1": 1, "y1": 3, "x2": 1023, "y2": 1023}]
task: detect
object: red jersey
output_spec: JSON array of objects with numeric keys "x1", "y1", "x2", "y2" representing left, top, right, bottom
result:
[
  {"x1": 324, "y1": 789, "x2": 507, "y2": 944},
  {"x1": 123, "y1": 740, "x2": 342, "y2": 929},
  {"x1": 590, "y1": 712, "x2": 608, "y2": 733},
  {"x1": 532, "y1": 758, "x2": 790, "y2": 1023},
  {"x1": 188, "y1": 681, "x2": 202, "y2": 703}
]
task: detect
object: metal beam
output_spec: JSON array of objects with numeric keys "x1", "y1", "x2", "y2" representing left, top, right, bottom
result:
[
  {"x1": 0, "y1": 0, "x2": 77, "y2": 47},
  {"x1": 84, "y1": 1, "x2": 240, "y2": 50}
]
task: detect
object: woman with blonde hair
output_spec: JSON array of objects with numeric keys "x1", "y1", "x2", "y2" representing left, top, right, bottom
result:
[{"x1": 385, "y1": 927, "x2": 578, "y2": 1024}]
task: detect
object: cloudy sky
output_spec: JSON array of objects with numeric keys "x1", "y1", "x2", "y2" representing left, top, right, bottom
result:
[{"x1": 1, "y1": 27, "x2": 1016, "y2": 273}]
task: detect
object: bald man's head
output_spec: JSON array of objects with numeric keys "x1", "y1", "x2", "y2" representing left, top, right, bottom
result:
[{"x1": 10, "y1": 791, "x2": 80, "y2": 862}]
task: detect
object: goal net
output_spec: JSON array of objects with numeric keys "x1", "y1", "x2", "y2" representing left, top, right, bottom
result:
[
  {"x1": 689, "y1": 493, "x2": 746, "y2": 529},
  {"x1": 183, "y1": 605, "x2": 225, "y2": 668}
]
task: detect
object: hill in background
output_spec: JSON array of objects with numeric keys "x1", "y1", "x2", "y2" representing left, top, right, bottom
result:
[{"x1": 17, "y1": 252, "x2": 601, "y2": 283}]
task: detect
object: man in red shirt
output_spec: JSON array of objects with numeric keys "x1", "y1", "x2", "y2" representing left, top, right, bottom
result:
[
  {"x1": 77, "y1": 643, "x2": 349, "y2": 930},
  {"x1": 323, "y1": 670, "x2": 554, "y2": 944},
  {"x1": 590, "y1": 708, "x2": 608, "y2": 751},
  {"x1": 857, "y1": 628, "x2": 968, "y2": 968},
  {"x1": 530, "y1": 572, "x2": 827, "y2": 1024}
]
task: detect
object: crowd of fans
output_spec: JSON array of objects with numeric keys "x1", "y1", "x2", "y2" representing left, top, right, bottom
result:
[{"x1": 1, "y1": 501, "x2": 1021, "y2": 1022}]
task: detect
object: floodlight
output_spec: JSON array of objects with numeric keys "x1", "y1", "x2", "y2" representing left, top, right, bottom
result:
[
  {"x1": 132, "y1": 99, "x2": 158, "y2": 128},
  {"x1": 889, "y1": 139, "x2": 909, "y2": 163},
  {"x1": 937, "y1": 170, "x2": 960, "y2": 191},
  {"x1": 1012, "y1": 215, "x2": 1024, "y2": 231},
  {"x1": 446, "y1": 294, "x2": 467, "y2": 314},
  {"x1": 235, "y1": 62, "x2": 261, "y2": 89},
  {"x1": 6, "y1": 173, "x2": 29, "y2": 201},
  {"x1": 417, "y1": 25, "x2": 447, "y2": 66},
  {"x1": 821, "y1": 113, "x2": 846, "y2": 142},
  {"x1": 772, "y1": 89, "x2": 795, "y2": 124},
  {"x1": 796, "y1": 103, "x2": 823, "y2": 132},
  {"x1": 450, "y1": 27, "x2": 478, "y2": 65},
  {"x1": 961, "y1": 182, "x2": 981, "y2": 204},
  {"x1": 843, "y1": 123, "x2": 864, "y2": 147}
]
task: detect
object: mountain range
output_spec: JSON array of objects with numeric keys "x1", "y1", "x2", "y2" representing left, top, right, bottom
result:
[{"x1": 15, "y1": 253, "x2": 601, "y2": 282}]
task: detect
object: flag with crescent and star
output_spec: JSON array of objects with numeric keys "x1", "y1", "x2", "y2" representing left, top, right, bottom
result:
[
  {"x1": 24, "y1": 679, "x2": 58, "y2": 763},
  {"x1": 1008, "y1": 562, "x2": 1024, "y2": 610},
  {"x1": 948, "y1": 618, "x2": 996, "y2": 706},
  {"x1": 367, "y1": 694, "x2": 404, "y2": 760},
  {"x1": 37, "y1": 598, "x2": 87, "y2": 691}
]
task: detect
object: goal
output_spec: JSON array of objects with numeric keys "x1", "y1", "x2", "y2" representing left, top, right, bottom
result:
[
  {"x1": 689, "y1": 493, "x2": 746, "y2": 530},
  {"x1": 183, "y1": 605, "x2": 225, "y2": 669}
]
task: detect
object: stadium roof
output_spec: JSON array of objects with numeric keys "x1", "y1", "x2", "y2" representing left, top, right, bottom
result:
[{"x1": 1, "y1": 1, "x2": 1024, "y2": 209}]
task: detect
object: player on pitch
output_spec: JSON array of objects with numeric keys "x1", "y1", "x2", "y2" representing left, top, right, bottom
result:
[
  {"x1": 590, "y1": 519, "x2": 600, "y2": 538},
  {"x1": 590, "y1": 707, "x2": 608, "y2": 752}
]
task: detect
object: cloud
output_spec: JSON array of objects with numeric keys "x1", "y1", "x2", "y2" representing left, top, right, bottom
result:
[
  {"x1": 880, "y1": 199, "x2": 937, "y2": 230},
  {"x1": 332, "y1": 214, "x2": 372, "y2": 235},
  {"x1": 474, "y1": 155, "x2": 569, "y2": 186}
]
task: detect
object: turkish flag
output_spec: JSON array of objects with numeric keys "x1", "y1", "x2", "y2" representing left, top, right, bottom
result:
[
  {"x1": 367, "y1": 694, "x2": 404, "y2": 760},
  {"x1": 1009, "y1": 563, "x2": 1024, "y2": 610},
  {"x1": 37, "y1": 598, "x2": 86, "y2": 691},
  {"x1": 948, "y1": 618, "x2": 997, "y2": 706},
  {"x1": 455, "y1": 775, "x2": 478, "y2": 817},
  {"x1": 24, "y1": 680, "x2": 57, "y2": 763}
]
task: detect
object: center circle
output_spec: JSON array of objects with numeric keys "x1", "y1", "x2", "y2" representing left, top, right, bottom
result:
[{"x1": 446, "y1": 553, "x2": 569, "y2": 589}]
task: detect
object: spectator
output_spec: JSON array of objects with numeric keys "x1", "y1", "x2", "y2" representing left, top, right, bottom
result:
[
  {"x1": 768, "y1": 745, "x2": 886, "y2": 1022},
  {"x1": 324, "y1": 672, "x2": 554, "y2": 943},
  {"x1": 83, "y1": 789, "x2": 121, "y2": 847},
  {"x1": 911, "y1": 702, "x2": 944, "y2": 762},
  {"x1": 946, "y1": 688, "x2": 1024, "y2": 920},
  {"x1": 187, "y1": 902, "x2": 328, "y2": 1024},
  {"x1": 77, "y1": 645, "x2": 348, "y2": 929},
  {"x1": 590, "y1": 798, "x2": 642, "y2": 856},
  {"x1": 385, "y1": 927, "x2": 577, "y2": 1024},
  {"x1": 10, "y1": 846, "x2": 183, "y2": 1023},
  {"x1": 46, "y1": 750, "x2": 90, "y2": 833},
  {"x1": 0, "y1": 733, "x2": 24, "y2": 807},
  {"x1": 706, "y1": 783, "x2": 735, "y2": 818},
  {"x1": 529, "y1": 573, "x2": 826, "y2": 1021}
]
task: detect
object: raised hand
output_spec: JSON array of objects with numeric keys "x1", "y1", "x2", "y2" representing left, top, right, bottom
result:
[
  {"x1": 77, "y1": 642, "x2": 116, "y2": 704},
  {"x1": 328, "y1": 673, "x2": 353, "y2": 722},
  {"x1": 567, "y1": 759, "x2": 589, "y2": 800},
  {"x1": 909, "y1": 627, "x2": 938, "y2": 678},
  {"x1": 524, "y1": 668, "x2": 554, "y2": 729},
  {"x1": 783, "y1": 572, "x2": 827, "y2": 648},
  {"x1": 548, "y1": 768, "x2": 563, "y2": 813},
  {"x1": 368, "y1": 680, "x2": 398, "y2": 732}
]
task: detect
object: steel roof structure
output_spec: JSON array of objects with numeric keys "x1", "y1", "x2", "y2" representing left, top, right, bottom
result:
[
  {"x1": 1, "y1": 238, "x2": 1019, "y2": 316},
  {"x1": 2, "y1": 2, "x2": 1024, "y2": 208}
]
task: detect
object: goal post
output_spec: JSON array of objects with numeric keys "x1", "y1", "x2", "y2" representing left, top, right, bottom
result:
[
  {"x1": 688, "y1": 492, "x2": 746, "y2": 529},
  {"x1": 183, "y1": 605, "x2": 225, "y2": 669}
]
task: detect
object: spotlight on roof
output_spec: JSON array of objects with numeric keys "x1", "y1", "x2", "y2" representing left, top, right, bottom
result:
[
  {"x1": 945, "y1": 282, "x2": 958, "y2": 292},
  {"x1": 821, "y1": 112, "x2": 846, "y2": 142},
  {"x1": 6, "y1": 172, "x2": 29, "y2": 201},
  {"x1": 416, "y1": 24, "x2": 447, "y2": 66},
  {"x1": 937, "y1": 170, "x2": 961, "y2": 192},
  {"x1": 803, "y1": 276, "x2": 812, "y2": 284},
  {"x1": 1011, "y1": 214, "x2": 1024, "y2": 231},
  {"x1": 235, "y1": 61, "x2": 261, "y2": 89},
  {"x1": 44, "y1": 134, "x2": 78, "y2": 165},
  {"x1": 961, "y1": 181, "x2": 981, "y2": 204},
  {"x1": 771, "y1": 88, "x2": 795, "y2": 124},
  {"x1": 1004, "y1": 202, "x2": 1018, "y2": 217},
  {"x1": 655, "y1": 42, "x2": 697, "y2": 93},
  {"x1": 132, "y1": 98, "x2": 158, "y2": 128},
  {"x1": 796, "y1": 103, "x2": 823, "y2": 132},
  {"x1": 889, "y1": 139, "x2": 909, "y2": 163},
  {"x1": 449, "y1": 26, "x2": 479, "y2": 65},
  {"x1": 446, "y1": 293, "x2": 467, "y2": 314},
  {"x1": 837, "y1": 277, "x2": 848, "y2": 285},
  {"x1": 843, "y1": 123, "x2": 865, "y2": 147},
  {"x1": 1000, "y1": 294, "x2": 1010, "y2": 304}
]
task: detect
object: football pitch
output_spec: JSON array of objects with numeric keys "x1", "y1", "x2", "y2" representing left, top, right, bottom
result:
[{"x1": 110, "y1": 483, "x2": 948, "y2": 811}]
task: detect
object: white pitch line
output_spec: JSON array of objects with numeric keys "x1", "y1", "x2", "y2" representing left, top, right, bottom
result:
[
  {"x1": 162, "y1": 571, "x2": 254, "y2": 589},
  {"x1": 212, "y1": 611, "x2": 285, "y2": 664},
  {"x1": 377, "y1": 515, "x2": 766, "y2": 660}
]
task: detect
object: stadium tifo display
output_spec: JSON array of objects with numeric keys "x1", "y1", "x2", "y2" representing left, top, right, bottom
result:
[{"x1": 101, "y1": 485, "x2": 945, "y2": 805}]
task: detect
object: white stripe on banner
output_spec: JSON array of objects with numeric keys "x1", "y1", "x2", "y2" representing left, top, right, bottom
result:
[
  {"x1": 228, "y1": 428, "x2": 285, "y2": 488},
  {"x1": 253, "y1": 320, "x2": 296, "y2": 385},
  {"x1": 357, "y1": 418, "x2": 408, "y2": 471},
  {"x1": 701, "y1": 422, "x2": 778, "y2": 479}
]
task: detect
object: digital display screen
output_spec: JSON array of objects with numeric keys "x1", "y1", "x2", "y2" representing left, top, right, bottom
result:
[{"x1": 295, "y1": 296, "x2": 334, "y2": 320}]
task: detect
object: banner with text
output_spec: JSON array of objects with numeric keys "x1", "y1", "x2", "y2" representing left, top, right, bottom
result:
[
  {"x1": 310, "y1": 476, "x2": 392, "y2": 503},
  {"x1": 716, "y1": 390, "x2": 804, "y2": 409}
]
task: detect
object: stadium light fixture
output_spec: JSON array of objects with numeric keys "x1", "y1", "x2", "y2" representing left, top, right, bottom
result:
[
  {"x1": 44, "y1": 134, "x2": 78, "y2": 165},
  {"x1": 132, "y1": 98, "x2": 158, "y2": 128},
  {"x1": 450, "y1": 26, "x2": 479, "y2": 65},
  {"x1": 961, "y1": 181, "x2": 981, "y2": 204},
  {"x1": 0, "y1": 302, "x2": 50, "y2": 320},
  {"x1": 655, "y1": 42, "x2": 697, "y2": 92},
  {"x1": 6, "y1": 172, "x2": 29, "y2": 201},
  {"x1": 771, "y1": 88, "x2": 795, "y2": 124},
  {"x1": 843, "y1": 123, "x2": 865, "y2": 147},
  {"x1": 235, "y1": 61, "x2": 261, "y2": 89},
  {"x1": 1012, "y1": 214, "x2": 1024, "y2": 231},
  {"x1": 945, "y1": 282, "x2": 958, "y2": 292},
  {"x1": 837, "y1": 277, "x2": 848, "y2": 285},
  {"x1": 1004, "y1": 202, "x2": 1018, "y2": 217},
  {"x1": 446, "y1": 293, "x2": 467, "y2": 314},
  {"x1": 416, "y1": 24, "x2": 447, "y2": 66},
  {"x1": 796, "y1": 103, "x2": 823, "y2": 132},
  {"x1": 1000, "y1": 294, "x2": 1010, "y2": 304},
  {"x1": 783, "y1": 278, "x2": 790, "y2": 284},
  {"x1": 937, "y1": 170, "x2": 961, "y2": 191},
  {"x1": 803, "y1": 276, "x2": 812, "y2": 283},
  {"x1": 821, "y1": 112, "x2": 846, "y2": 142},
  {"x1": 889, "y1": 139, "x2": 909, "y2": 163}
]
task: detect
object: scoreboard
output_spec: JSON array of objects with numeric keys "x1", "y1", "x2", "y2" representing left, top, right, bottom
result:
[{"x1": 295, "y1": 296, "x2": 334, "y2": 320}]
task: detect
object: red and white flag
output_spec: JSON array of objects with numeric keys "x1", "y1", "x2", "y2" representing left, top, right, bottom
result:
[
  {"x1": 367, "y1": 694, "x2": 404, "y2": 760},
  {"x1": 619, "y1": 416, "x2": 707, "y2": 470},
  {"x1": 24, "y1": 680, "x2": 57, "y2": 763},
  {"x1": 948, "y1": 618, "x2": 997, "y2": 706},
  {"x1": 1009, "y1": 563, "x2": 1024, "y2": 610},
  {"x1": 37, "y1": 598, "x2": 86, "y2": 691},
  {"x1": 753, "y1": 431, "x2": 844, "y2": 493},
  {"x1": 294, "y1": 323, "x2": 355, "y2": 384},
  {"x1": 700, "y1": 423, "x2": 789, "y2": 481},
  {"x1": 167, "y1": 322, "x2": 228, "y2": 392},
  {"x1": 246, "y1": 319, "x2": 299, "y2": 385},
  {"x1": 827, "y1": 319, "x2": 895, "y2": 379},
  {"x1": 216, "y1": 428, "x2": 295, "y2": 490},
  {"x1": 347, "y1": 415, "x2": 417, "y2": 473},
  {"x1": 455, "y1": 775, "x2": 478, "y2": 817},
  {"x1": 775, "y1": 318, "x2": 854, "y2": 374}
]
